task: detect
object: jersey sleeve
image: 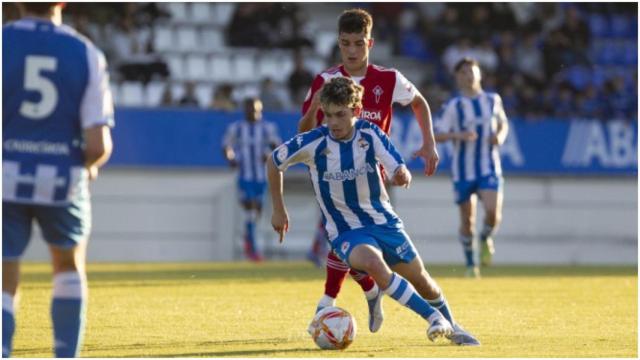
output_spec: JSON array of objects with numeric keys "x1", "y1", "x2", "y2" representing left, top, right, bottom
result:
[
  {"x1": 272, "y1": 129, "x2": 323, "y2": 171},
  {"x1": 392, "y1": 69, "x2": 418, "y2": 106},
  {"x1": 494, "y1": 94, "x2": 508, "y2": 125},
  {"x1": 80, "y1": 44, "x2": 114, "y2": 129},
  {"x1": 366, "y1": 123, "x2": 406, "y2": 178},
  {"x1": 222, "y1": 122, "x2": 237, "y2": 148},
  {"x1": 434, "y1": 100, "x2": 456, "y2": 134}
]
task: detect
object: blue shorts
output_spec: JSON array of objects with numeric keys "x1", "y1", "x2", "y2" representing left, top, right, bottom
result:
[
  {"x1": 332, "y1": 224, "x2": 418, "y2": 267},
  {"x1": 3, "y1": 200, "x2": 91, "y2": 260},
  {"x1": 453, "y1": 174, "x2": 503, "y2": 204},
  {"x1": 237, "y1": 180, "x2": 266, "y2": 204}
]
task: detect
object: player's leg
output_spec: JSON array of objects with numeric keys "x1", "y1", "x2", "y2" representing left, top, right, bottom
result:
[
  {"x1": 49, "y1": 242, "x2": 88, "y2": 358},
  {"x1": 2, "y1": 202, "x2": 34, "y2": 357},
  {"x1": 334, "y1": 230, "x2": 448, "y2": 340},
  {"x1": 2, "y1": 261, "x2": 19, "y2": 358},
  {"x1": 459, "y1": 195, "x2": 479, "y2": 277},
  {"x1": 242, "y1": 200, "x2": 262, "y2": 261},
  {"x1": 318, "y1": 249, "x2": 383, "y2": 332},
  {"x1": 387, "y1": 231, "x2": 479, "y2": 346},
  {"x1": 318, "y1": 251, "x2": 349, "y2": 310},
  {"x1": 478, "y1": 177, "x2": 503, "y2": 266},
  {"x1": 36, "y1": 201, "x2": 90, "y2": 358}
]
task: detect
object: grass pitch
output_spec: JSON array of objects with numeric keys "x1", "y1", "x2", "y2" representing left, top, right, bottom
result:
[{"x1": 11, "y1": 262, "x2": 637, "y2": 358}]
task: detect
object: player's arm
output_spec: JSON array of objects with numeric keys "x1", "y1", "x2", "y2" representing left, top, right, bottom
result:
[
  {"x1": 491, "y1": 95, "x2": 509, "y2": 146},
  {"x1": 81, "y1": 44, "x2": 115, "y2": 180},
  {"x1": 268, "y1": 131, "x2": 320, "y2": 242},
  {"x1": 433, "y1": 99, "x2": 477, "y2": 143},
  {"x1": 409, "y1": 93, "x2": 439, "y2": 176},
  {"x1": 367, "y1": 124, "x2": 411, "y2": 188},
  {"x1": 84, "y1": 125, "x2": 112, "y2": 181},
  {"x1": 297, "y1": 76, "x2": 324, "y2": 133},
  {"x1": 222, "y1": 146, "x2": 237, "y2": 167},
  {"x1": 222, "y1": 123, "x2": 238, "y2": 167},
  {"x1": 393, "y1": 71, "x2": 439, "y2": 176},
  {"x1": 267, "y1": 157, "x2": 289, "y2": 243}
]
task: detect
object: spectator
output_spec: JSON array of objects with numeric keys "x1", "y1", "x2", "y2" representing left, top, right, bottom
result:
[
  {"x1": 179, "y1": 82, "x2": 199, "y2": 107},
  {"x1": 557, "y1": 5, "x2": 591, "y2": 65},
  {"x1": 211, "y1": 83, "x2": 236, "y2": 111},
  {"x1": 160, "y1": 84, "x2": 174, "y2": 107},
  {"x1": 287, "y1": 50, "x2": 313, "y2": 106},
  {"x1": 260, "y1": 78, "x2": 286, "y2": 111},
  {"x1": 552, "y1": 84, "x2": 577, "y2": 119},
  {"x1": 515, "y1": 32, "x2": 545, "y2": 86}
]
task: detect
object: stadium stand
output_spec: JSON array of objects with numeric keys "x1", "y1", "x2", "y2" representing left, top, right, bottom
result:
[{"x1": 3, "y1": 2, "x2": 636, "y2": 120}]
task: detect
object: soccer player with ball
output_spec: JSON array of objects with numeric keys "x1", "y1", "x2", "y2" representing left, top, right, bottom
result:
[
  {"x1": 298, "y1": 8, "x2": 439, "y2": 336},
  {"x1": 268, "y1": 77, "x2": 479, "y2": 346}
]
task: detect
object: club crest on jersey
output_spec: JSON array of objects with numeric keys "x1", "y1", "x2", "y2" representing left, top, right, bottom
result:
[
  {"x1": 276, "y1": 146, "x2": 288, "y2": 162},
  {"x1": 372, "y1": 85, "x2": 383, "y2": 104},
  {"x1": 357, "y1": 137, "x2": 370, "y2": 151},
  {"x1": 341, "y1": 241, "x2": 350, "y2": 254}
]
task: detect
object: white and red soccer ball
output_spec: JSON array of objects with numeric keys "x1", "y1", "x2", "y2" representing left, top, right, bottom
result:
[{"x1": 308, "y1": 306, "x2": 357, "y2": 350}]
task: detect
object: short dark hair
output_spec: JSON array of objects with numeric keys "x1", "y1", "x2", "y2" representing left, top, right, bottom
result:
[
  {"x1": 243, "y1": 97, "x2": 261, "y2": 107},
  {"x1": 338, "y1": 9, "x2": 373, "y2": 37},
  {"x1": 453, "y1": 57, "x2": 481, "y2": 73},
  {"x1": 20, "y1": 2, "x2": 58, "y2": 15},
  {"x1": 320, "y1": 77, "x2": 364, "y2": 109}
]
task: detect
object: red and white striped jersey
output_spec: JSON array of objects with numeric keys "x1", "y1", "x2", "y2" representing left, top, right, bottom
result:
[{"x1": 301, "y1": 64, "x2": 418, "y2": 135}]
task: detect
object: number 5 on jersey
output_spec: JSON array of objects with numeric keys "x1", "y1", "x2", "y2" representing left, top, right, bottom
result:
[{"x1": 20, "y1": 55, "x2": 58, "y2": 120}]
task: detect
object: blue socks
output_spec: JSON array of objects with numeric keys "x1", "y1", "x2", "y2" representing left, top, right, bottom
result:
[
  {"x1": 51, "y1": 272, "x2": 86, "y2": 358},
  {"x1": 2, "y1": 292, "x2": 15, "y2": 358},
  {"x1": 427, "y1": 294, "x2": 455, "y2": 326},
  {"x1": 459, "y1": 234, "x2": 475, "y2": 267},
  {"x1": 383, "y1": 273, "x2": 436, "y2": 320}
]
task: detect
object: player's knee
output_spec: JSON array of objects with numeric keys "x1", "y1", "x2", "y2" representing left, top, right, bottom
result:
[
  {"x1": 485, "y1": 209, "x2": 500, "y2": 226},
  {"x1": 355, "y1": 253, "x2": 386, "y2": 280}
]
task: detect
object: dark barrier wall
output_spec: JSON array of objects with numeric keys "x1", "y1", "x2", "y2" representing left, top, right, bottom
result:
[{"x1": 109, "y1": 107, "x2": 638, "y2": 175}]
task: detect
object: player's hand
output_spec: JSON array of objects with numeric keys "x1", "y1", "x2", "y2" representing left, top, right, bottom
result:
[
  {"x1": 413, "y1": 144, "x2": 439, "y2": 176},
  {"x1": 458, "y1": 131, "x2": 478, "y2": 141},
  {"x1": 228, "y1": 159, "x2": 238, "y2": 168},
  {"x1": 271, "y1": 210, "x2": 289, "y2": 243},
  {"x1": 87, "y1": 165, "x2": 99, "y2": 181},
  {"x1": 391, "y1": 165, "x2": 412, "y2": 188}
]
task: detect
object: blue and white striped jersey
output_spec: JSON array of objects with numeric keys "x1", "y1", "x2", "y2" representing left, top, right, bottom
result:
[
  {"x1": 435, "y1": 92, "x2": 508, "y2": 182},
  {"x1": 273, "y1": 120, "x2": 404, "y2": 241},
  {"x1": 223, "y1": 120, "x2": 281, "y2": 183},
  {"x1": 3, "y1": 18, "x2": 114, "y2": 205}
]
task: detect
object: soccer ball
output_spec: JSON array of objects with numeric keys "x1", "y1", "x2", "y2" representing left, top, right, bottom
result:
[{"x1": 308, "y1": 306, "x2": 357, "y2": 350}]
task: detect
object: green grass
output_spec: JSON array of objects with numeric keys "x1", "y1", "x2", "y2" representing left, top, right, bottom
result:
[{"x1": 11, "y1": 262, "x2": 637, "y2": 358}]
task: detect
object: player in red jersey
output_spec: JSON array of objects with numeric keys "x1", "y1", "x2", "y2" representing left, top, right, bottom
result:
[{"x1": 299, "y1": 9, "x2": 440, "y2": 334}]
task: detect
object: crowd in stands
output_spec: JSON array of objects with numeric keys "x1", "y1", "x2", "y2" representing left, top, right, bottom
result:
[
  {"x1": 3, "y1": 2, "x2": 636, "y2": 122},
  {"x1": 382, "y1": 3, "x2": 637, "y2": 122}
]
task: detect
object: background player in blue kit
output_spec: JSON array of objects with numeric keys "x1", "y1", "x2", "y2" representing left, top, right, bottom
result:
[
  {"x1": 267, "y1": 77, "x2": 479, "y2": 345},
  {"x1": 223, "y1": 97, "x2": 281, "y2": 261},
  {"x1": 3, "y1": 2, "x2": 114, "y2": 357},
  {"x1": 435, "y1": 58, "x2": 509, "y2": 278}
]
